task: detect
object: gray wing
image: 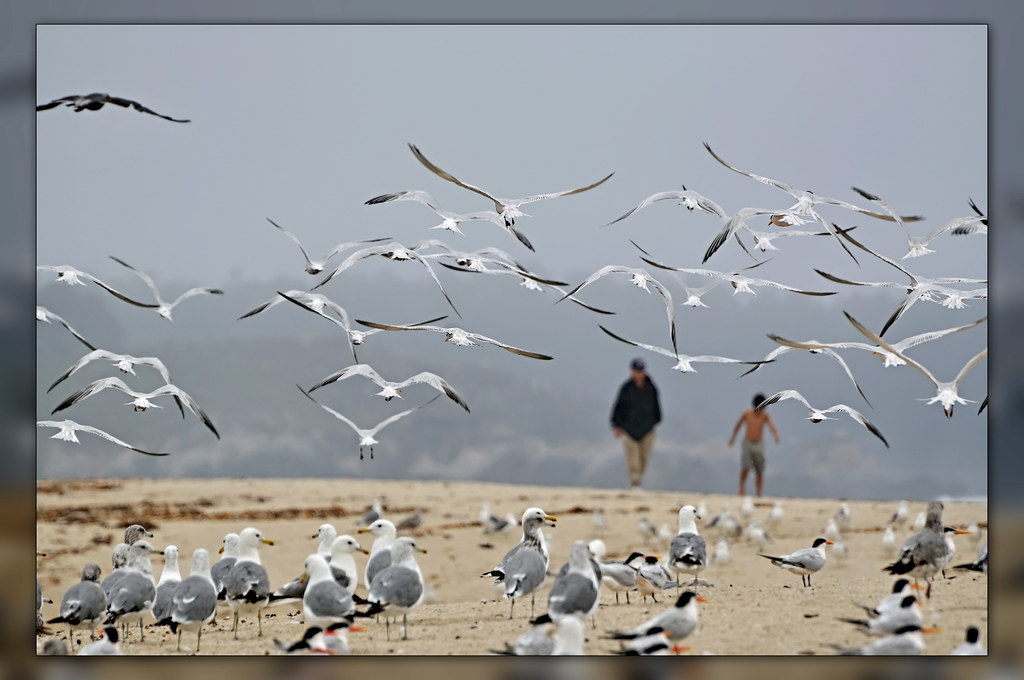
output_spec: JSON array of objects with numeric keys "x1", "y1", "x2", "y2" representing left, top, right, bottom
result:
[
  {"x1": 547, "y1": 573, "x2": 598, "y2": 618},
  {"x1": 305, "y1": 580, "x2": 355, "y2": 618},
  {"x1": 670, "y1": 533, "x2": 707, "y2": 569},
  {"x1": 225, "y1": 561, "x2": 270, "y2": 603},
  {"x1": 365, "y1": 550, "x2": 392, "y2": 588},
  {"x1": 503, "y1": 548, "x2": 547, "y2": 598},
  {"x1": 170, "y1": 576, "x2": 218, "y2": 623},
  {"x1": 210, "y1": 557, "x2": 236, "y2": 598},
  {"x1": 152, "y1": 579, "x2": 180, "y2": 621},
  {"x1": 271, "y1": 574, "x2": 307, "y2": 600},
  {"x1": 57, "y1": 581, "x2": 106, "y2": 624},
  {"x1": 107, "y1": 572, "x2": 156, "y2": 616},
  {"x1": 368, "y1": 565, "x2": 423, "y2": 608}
]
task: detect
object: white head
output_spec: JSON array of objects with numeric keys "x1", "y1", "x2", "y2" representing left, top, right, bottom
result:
[{"x1": 677, "y1": 505, "x2": 700, "y2": 534}]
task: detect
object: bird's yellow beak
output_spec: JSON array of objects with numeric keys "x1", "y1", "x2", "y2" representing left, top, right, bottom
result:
[{"x1": 262, "y1": 539, "x2": 275, "y2": 546}]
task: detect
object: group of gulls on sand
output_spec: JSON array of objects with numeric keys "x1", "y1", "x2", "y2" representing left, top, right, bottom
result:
[{"x1": 37, "y1": 496, "x2": 985, "y2": 656}]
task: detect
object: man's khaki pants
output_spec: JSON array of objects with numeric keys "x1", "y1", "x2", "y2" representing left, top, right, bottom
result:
[{"x1": 622, "y1": 429, "x2": 656, "y2": 487}]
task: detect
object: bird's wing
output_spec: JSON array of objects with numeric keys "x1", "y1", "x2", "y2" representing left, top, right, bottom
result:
[
  {"x1": 108, "y1": 256, "x2": 163, "y2": 303},
  {"x1": 310, "y1": 363, "x2": 384, "y2": 392},
  {"x1": 68, "y1": 421, "x2": 169, "y2": 457},
  {"x1": 149, "y1": 385, "x2": 220, "y2": 439},
  {"x1": 296, "y1": 385, "x2": 362, "y2": 435},
  {"x1": 597, "y1": 325, "x2": 675, "y2": 359},
  {"x1": 703, "y1": 142, "x2": 795, "y2": 194},
  {"x1": 401, "y1": 372, "x2": 470, "y2": 412},
  {"x1": 824, "y1": 405, "x2": 889, "y2": 447},
  {"x1": 756, "y1": 389, "x2": 812, "y2": 411},
  {"x1": 122, "y1": 98, "x2": 190, "y2": 123},
  {"x1": 367, "y1": 395, "x2": 442, "y2": 435},
  {"x1": 169, "y1": 287, "x2": 224, "y2": 308},
  {"x1": 843, "y1": 311, "x2": 938, "y2": 388},
  {"x1": 408, "y1": 144, "x2": 500, "y2": 204},
  {"x1": 514, "y1": 172, "x2": 615, "y2": 206},
  {"x1": 266, "y1": 218, "x2": 316, "y2": 268},
  {"x1": 47, "y1": 349, "x2": 112, "y2": 393},
  {"x1": 952, "y1": 348, "x2": 988, "y2": 388},
  {"x1": 466, "y1": 331, "x2": 554, "y2": 360}
]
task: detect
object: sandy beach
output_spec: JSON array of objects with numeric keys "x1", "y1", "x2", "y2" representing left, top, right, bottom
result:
[{"x1": 35, "y1": 477, "x2": 987, "y2": 656}]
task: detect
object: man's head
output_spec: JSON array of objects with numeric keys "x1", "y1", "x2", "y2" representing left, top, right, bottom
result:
[{"x1": 753, "y1": 393, "x2": 766, "y2": 408}]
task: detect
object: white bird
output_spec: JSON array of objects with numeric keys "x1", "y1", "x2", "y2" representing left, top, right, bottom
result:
[
  {"x1": 635, "y1": 555, "x2": 678, "y2": 603},
  {"x1": 598, "y1": 551, "x2": 644, "y2": 604},
  {"x1": 297, "y1": 385, "x2": 440, "y2": 460},
  {"x1": 310, "y1": 241, "x2": 462, "y2": 318},
  {"x1": 604, "y1": 185, "x2": 729, "y2": 226},
  {"x1": 844, "y1": 311, "x2": 987, "y2": 418},
  {"x1": 591, "y1": 509, "x2": 609, "y2": 533},
  {"x1": 354, "y1": 318, "x2": 553, "y2": 360},
  {"x1": 881, "y1": 527, "x2": 899, "y2": 556},
  {"x1": 630, "y1": 241, "x2": 771, "y2": 308},
  {"x1": 50, "y1": 376, "x2": 220, "y2": 439},
  {"x1": 37, "y1": 92, "x2": 189, "y2": 122},
  {"x1": 888, "y1": 501, "x2": 909, "y2": 528},
  {"x1": 599, "y1": 324, "x2": 767, "y2": 374},
  {"x1": 360, "y1": 497, "x2": 386, "y2": 527},
  {"x1": 669, "y1": 505, "x2": 708, "y2": 588},
  {"x1": 365, "y1": 189, "x2": 506, "y2": 235},
  {"x1": 640, "y1": 252, "x2": 837, "y2": 299},
  {"x1": 912, "y1": 511, "x2": 927, "y2": 532},
  {"x1": 151, "y1": 544, "x2": 181, "y2": 624},
  {"x1": 46, "y1": 348, "x2": 183, "y2": 411},
  {"x1": 361, "y1": 536, "x2": 428, "y2": 641},
  {"x1": 828, "y1": 624, "x2": 935, "y2": 655},
  {"x1": 36, "y1": 305, "x2": 97, "y2": 351},
  {"x1": 739, "y1": 497, "x2": 755, "y2": 521},
  {"x1": 951, "y1": 626, "x2": 986, "y2": 655},
  {"x1": 492, "y1": 614, "x2": 557, "y2": 656},
  {"x1": 37, "y1": 419, "x2": 169, "y2": 457},
  {"x1": 839, "y1": 594, "x2": 922, "y2": 635},
  {"x1": 107, "y1": 256, "x2": 224, "y2": 321},
  {"x1": 740, "y1": 223, "x2": 859, "y2": 253},
  {"x1": 767, "y1": 501, "x2": 784, "y2": 526},
  {"x1": 306, "y1": 363, "x2": 469, "y2": 412},
  {"x1": 700, "y1": 141, "x2": 923, "y2": 264},
  {"x1": 817, "y1": 230, "x2": 986, "y2": 337},
  {"x1": 834, "y1": 503, "x2": 852, "y2": 532},
  {"x1": 265, "y1": 217, "x2": 390, "y2": 275},
  {"x1": 606, "y1": 590, "x2": 707, "y2": 644},
  {"x1": 745, "y1": 522, "x2": 771, "y2": 549},
  {"x1": 160, "y1": 547, "x2": 218, "y2": 653},
  {"x1": 755, "y1": 389, "x2": 889, "y2": 448},
  {"x1": 950, "y1": 198, "x2": 988, "y2": 236},
  {"x1": 558, "y1": 266, "x2": 678, "y2": 354},
  {"x1": 759, "y1": 537, "x2": 833, "y2": 587},
  {"x1": 705, "y1": 504, "x2": 742, "y2": 539},
  {"x1": 224, "y1": 527, "x2": 275, "y2": 639},
  {"x1": 409, "y1": 142, "x2": 614, "y2": 247},
  {"x1": 300, "y1": 554, "x2": 356, "y2": 629},
  {"x1": 852, "y1": 578, "x2": 920, "y2": 619},
  {"x1": 481, "y1": 507, "x2": 558, "y2": 619},
  {"x1": 711, "y1": 537, "x2": 731, "y2": 565},
  {"x1": 938, "y1": 526, "x2": 972, "y2": 577},
  {"x1": 211, "y1": 533, "x2": 239, "y2": 600},
  {"x1": 741, "y1": 333, "x2": 871, "y2": 406},
  {"x1": 850, "y1": 187, "x2": 977, "y2": 258},
  {"x1": 275, "y1": 621, "x2": 359, "y2": 655},
  {"x1": 547, "y1": 540, "x2": 601, "y2": 623},
  {"x1": 358, "y1": 519, "x2": 398, "y2": 591},
  {"x1": 551, "y1": 614, "x2": 587, "y2": 655}
]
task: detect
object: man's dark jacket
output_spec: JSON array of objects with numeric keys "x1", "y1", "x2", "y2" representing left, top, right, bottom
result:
[{"x1": 610, "y1": 376, "x2": 662, "y2": 441}]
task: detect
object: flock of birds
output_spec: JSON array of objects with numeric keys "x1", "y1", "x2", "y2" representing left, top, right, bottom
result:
[{"x1": 36, "y1": 495, "x2": 987, "y2": 656}]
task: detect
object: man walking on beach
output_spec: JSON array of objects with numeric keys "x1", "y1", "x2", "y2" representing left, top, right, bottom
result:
[
  {"x1": 728, "y1": 393, "x2": 780, "y2": 498},
  {"x1": 610, "y1": 358, "x2": 662, "y2": 490}
]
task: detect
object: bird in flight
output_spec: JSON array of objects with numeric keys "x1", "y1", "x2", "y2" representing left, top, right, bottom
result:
[{"x1": 37, "y1": 93, "x2": 190, "y2": 123}]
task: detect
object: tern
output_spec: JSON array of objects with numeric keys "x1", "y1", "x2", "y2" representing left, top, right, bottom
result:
[
  {"x1": 606, "y1": 590, "x2": 707, "y2": 643},
  {"x1": 740, "y1": 223, "x2": 859, "y2": 252},
  {"x1": 605, "y1": 185, "x2": 729, "y2": 226},
  {"x1": 50, "y1": 376, "x2": 220, "y2": 439},
  {"x1": 265, "y1": 217, "x2": 391, "y2": 275},
  {"x1": 844, "y1": 311, "x2": 987, "y2": 418},
  {"x1": 816, "y1": 228, "x2": 986, "y2": 336},
  {"x1": 950, "y1": 198, "x2": 988, "y2": 236},
  {"x1": 37, "y1": 92, "x2": 190, "y2": 122},
  {"x1": 755, "y1": 389, "x2": 888, "y2": 447},
  {"x1": 951, "y1": 626, "x2": 986, "y2": 655},
  {"x1": 701, "y1": 141, "x2": 923, "y2": 263},
  {"x1": 365, "y1": 189, "x2": 506, "y2": 235},
  {"x1": 759, "y1": 537, "x2": 833, "y2": 587},
  {"x1": 297, "y1": 385, "x2": 439, "y2": 460},
  {"x1": 599, "y1": 324, "x2": 769, "y2": 374},
  {"x1": 953, "y1": 542, "x2": 987, "y2": 573},
  {"x1": 852, "y1": 578, "x2": 920, "y2": 619},
  {"x1": 851, "y1": 187, "x2": 977, "y2": 258},
  {"x1": 37, "y1": 419, "x2": 169, "y2": 457},
  {"x1": 640, "y1": 253, "x2": 837, "y2": 298},
  {"x1": 597, "y1": 551, "x2": 644, "y2": 604},
  {"x1": 36, "y1": 306, "x2": 97, "y2": 351},
  {"x1": 839, "y1": 594, "x2": 922, "y2": 635},
  {"x1": 310, "y1": 241, "x2": 461, "y2": 317},
  {"x1": 307, "y1": 363, "x2": 469, "y2": 412},
  {"x1": 409, "y1": 142, "x2": 614, "y2": 245},
  {"x1": 107, "y1": 256, "x2": 224, "y2": 321},
  {"x1": 355, "y1": 318, "x2": 553, "y2": 360},
  {"x1": 558, "y1": 265, "x2": 678, "y2": 355},
  {"x1": 47, "y1": 348, "x2": 185, "y2": 417},
  {"x1": 827, "y1": 624, "x2": 937, "y2": 655},
  {"x1": 741, "y1": 333, "x2": 871, "y2": 406},
  {"x1": 37, "y1": 265, "x2": 149, "y2": 310}
]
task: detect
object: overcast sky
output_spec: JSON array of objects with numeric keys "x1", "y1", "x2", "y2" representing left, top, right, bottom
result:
[{"x1": 35, "y1": 24, "x2": 988, "y2": 499}]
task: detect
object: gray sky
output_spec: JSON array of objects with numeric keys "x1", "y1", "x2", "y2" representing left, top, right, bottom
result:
[{"x1": 35, "y1": 25, "x2": 987, "y2": 499}]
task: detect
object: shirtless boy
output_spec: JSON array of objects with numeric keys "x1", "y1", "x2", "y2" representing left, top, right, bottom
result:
[{"x1": 728, "y1": 393, "x2": 780, "y2": 497}]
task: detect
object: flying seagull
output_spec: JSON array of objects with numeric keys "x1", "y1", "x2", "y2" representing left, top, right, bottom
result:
[
  {"x1": 365, "y1": 189, "x2": 506, "y2": 235},
  {"x1": 37, "y1": 419, "x2": 169, "y2": 456},
  {"x1": 265, "y1": 218, "x2": 391, "y2": 275},
  {"x1": 107, "y1": 256, "x2": 224, "y2": 321},
  {"x1": 599, "y1": 325, "x2": 769, "y2": 374},
  {"x1": 297, "y1": 385, "x2": 440, "y2": 460},
  {"x1": 739, "y1": 334, "x2": 872, "y2": 406},
  {"x1": 850, "y1": 187, "x2": 974, "y2": 259},
  {"x1": 307, "y1": 363, "x2": 469, "y2": 412},
  {"x1": 755, "y1": 390, "x2": 889, "y2": 447},
  {"x1": 37, "y1": 93, "x2": 190, "y2": 122},
  {"x1": 355, "y1": 318, "x2": 553, "y2": 360},
  {"x1": 639, "y1": 252, "x2": 836, "y2": 298}
]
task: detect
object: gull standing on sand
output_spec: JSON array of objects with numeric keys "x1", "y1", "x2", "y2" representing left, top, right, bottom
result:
[
  {"x1": 844, "y1": 311, "x2": 988, "y2": 418},
  {"x1": 104, "y1": 540, "x2": 164, "y2": 640},
  {"x1": 37, "y1": 419, "x2": 169, "y2": 457},
  {"x1": 754, "y1": 389, "x2": 889, "y2": 447},
  {"x1": 481, "y1": 507, "x2": 558, "y2": 619},
  {"x1": 297, "y1": 385, "x2": 440, "y2": 460},
  {"x1": 106, "y1": 256, "x2": 223, "y2": 321},
  {"x1": 408, "y1": 142, "x2": 614, "y2": 249},
  {"x1": 224, "y1": 527, "x2": 275, "y2": 638},
  {"x1": 360, "y1": 518, "x2": 398, "y2": 591},
  {"x1": 355, "y1": 318, "x2": 554, "y2": 360},
  {"x1": 37, "y1": 92, "x2": 189, "y2": 122},
  {"x1": 889, "y1": 501, "x2": 909, "y2": 528},
  {"x1": 606, "y1": 590, "x2": 707, "y2": 644},
  {"x1": 881, "y1": 527, "x2": 899, "y2": 556},
  {"x1": 50, "y1": 376, "x2": 220, "y2": 440},
  {"x1": 547, "y1": 540, "x2": 601, "y2": 625},
  {"x1": 307, "y1": 363, "x2": 470, "y2": 412},
  {"x1": 159, "y1": 548, "x2": 218, "y2": 653},
  {"x1": 759, "y1": 537, "x2": 833, "y2": 587},
  {"x1": 212, "y1": 533, "x2": 239, "y2": 600},
  {"x1": 300, "y1": 554, "x2": 356, "y2": 629},
  {"x1": 151, "y1": 545, "x2": 181, "y2": 624},
  {"x1": 360, "y1": 497, "x2": 386, "y2": 526},
  {"x1": 669, "y1": 505, "x2": 708, "y2": 588},
  {"x1": 36, "y1": 306, "x2": 97, "y2": 351},
  {"x1": 47, "y1": 563, "x2": 106, "y2": 646},
  {"x1": 360, "y1": 536, "x2": 427, "y2": 641},
  {"x1": 328, "y1": 535, "x2": 368, "y2": 592},
  {"x1": 711, "y1": 537, "x2": 731, "y2": 565},
  {"x1": 264, "y1": 217, "x2": 390, "y2": 275}
]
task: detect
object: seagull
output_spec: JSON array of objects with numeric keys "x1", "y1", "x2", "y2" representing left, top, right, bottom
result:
[
  {"x1": 838, "y1": 595, "x2": 922, "y2": 635},
  {"x1": 355, "y1": 318, "x2": 553, "y2": 360},
  {"x1": 309, "y1": 241, "x2": 461, "y2": 317},
  {"x1": 396, "y1": 509, "x2": 425, "y2": 532},
  {"x1": 834, "y1": 503, "x2": 852, "y2": 532},
  {"x1": 307, "y1": 363, "x2": 469, "y2": 412},
  {"x1": 745, "y1": 521, "x2": 771, "y2": 549},
  {"x1": 759, "y1": 537, "x2": 832, "y2": 587},
  {"x1": 767, "y1": 501, "x2": 784, "y2": 526},
  {"x1": 701, "y1": 141, "x2": 923, "y2": 264},
  {"x1": 547, "y1": 540, "x2": 601, "y2": 624},
  {"x1": 224, "y1": 527, "x2": 275, "y2": 639},
  {"x1": 881, "y1": 527, "x2": 899, "y2": 556},
  {"x1": 888, "y1": 501, "x2": 909, "y2": 528},
  {"x1": 297, "y1": 385, "x2": 440, "y2": 460},
  {"x1": 47, "y1": 348, "x2": 186, "y2": 417},
  {"x1": 36, "y1": 306, "x2": 97, "y2": 351},
  {"x1": 359, "y1": 497, "x2": 386, "y2": 527},
  {"x1": 300, "y1": 554, "x2": 356, "y2": 629},
  {"x1": 669, "y1": 505, "x2": 708, "y2": 588},
  {"x1": 763, "y1": 315, "x2": 987, "y2": 372},
  {"x1": 599, "y1": 324, "x2": 768, "y2": 374},
  {"x1": 739, "y1": 334, "x2": 870, "y2": 405},
  {"x1": 409, "y1": 142, "x2": 614, "y2": 244},
  {"x1": 359, "y1": 518, "x2": 398, "y2": 591},
  {"x1": 103, "y1": 540, "x2": 164, "y2": 641},
  {"x1": 212, "y1": 533, "x2": 239, "y2": 600},
  {"x1": 151, "y1": 544, "x2": 182, "y2": 625},
  {"x1": 705, "y1": 504, "x2": 742, "y2": 539},
  {"x1": 605, "y1": 590, "x2": 707, "y2": 643},
  {"x1": 47, "y1": 563, "x2": 106, "y2": 646},
  {"x1": 159, "y1": 547, "x2": 218, "y2": 653},
  {"x1": 844, "y1": 310, "x2": 988, "y2": 418},
  {"x1": 827, "y1": 624, "x2": 936, "y2": 655},
  {"x1": 50, "y1": 376, "x2": 220, "y2": 439},
  {"x1": 850, "y1": 187, "x2": 980, "y2": 258},
  {"x1": 912, "y1": 512, "x2": 927, "y2": 533},
  {"x1": 558, "y1": 265, "x2": 678, "y2": 355},
  {"x1": 816, "y1": 229, "x2": 986, "y2": 336},
  {"x1": 37, "y1": 419, "x2": 169, "y2": 457},
  {"x1": 37, "y1": 92, "x2": 190, "y2": 122},
  {"x1": 754, "y1": 390, "x2": 889, "y2": 447},
  {"x1": 365, "y1": 189, "x2": 507, "y2": 236},
  {"x1": 883, "y1": 500, "x2": 949, "y2": 597},
  {"x1": 711, "y1": 537, "x2": 731, "y2": 565},
  {"x1": 358, "y1": 536, "x2": 428, "y2": 641},
  {"x1": 740, "y1": 223, "x2": 859, "y2": 253},
  {"x1": 481, "y1": 506, "x2": 518, "y2": 534},
  {"x1": 481, "y1": 507, "x2": 558, "y2": 619},
  {"x1": 951, "y1": 626, "x2": 986, "y2": 655},
  {"x1": 265, "y1": 217, "x2": 390, "y2": 275},
  {"x1": 739, "y1": 497, "x2": 755, "y2": 521},
  {"x1": 598, "y1": 551, "x2": 644, "y2": 604},
  {"x1": 950, "y1": 198, "x2": 988, "y2": 236},
  {"x1": 106, "y1": 256, "x2": 224, "y2": 321},
  {"x1": 639, "y1": 253, "x2": 837, "y2": 299}
]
